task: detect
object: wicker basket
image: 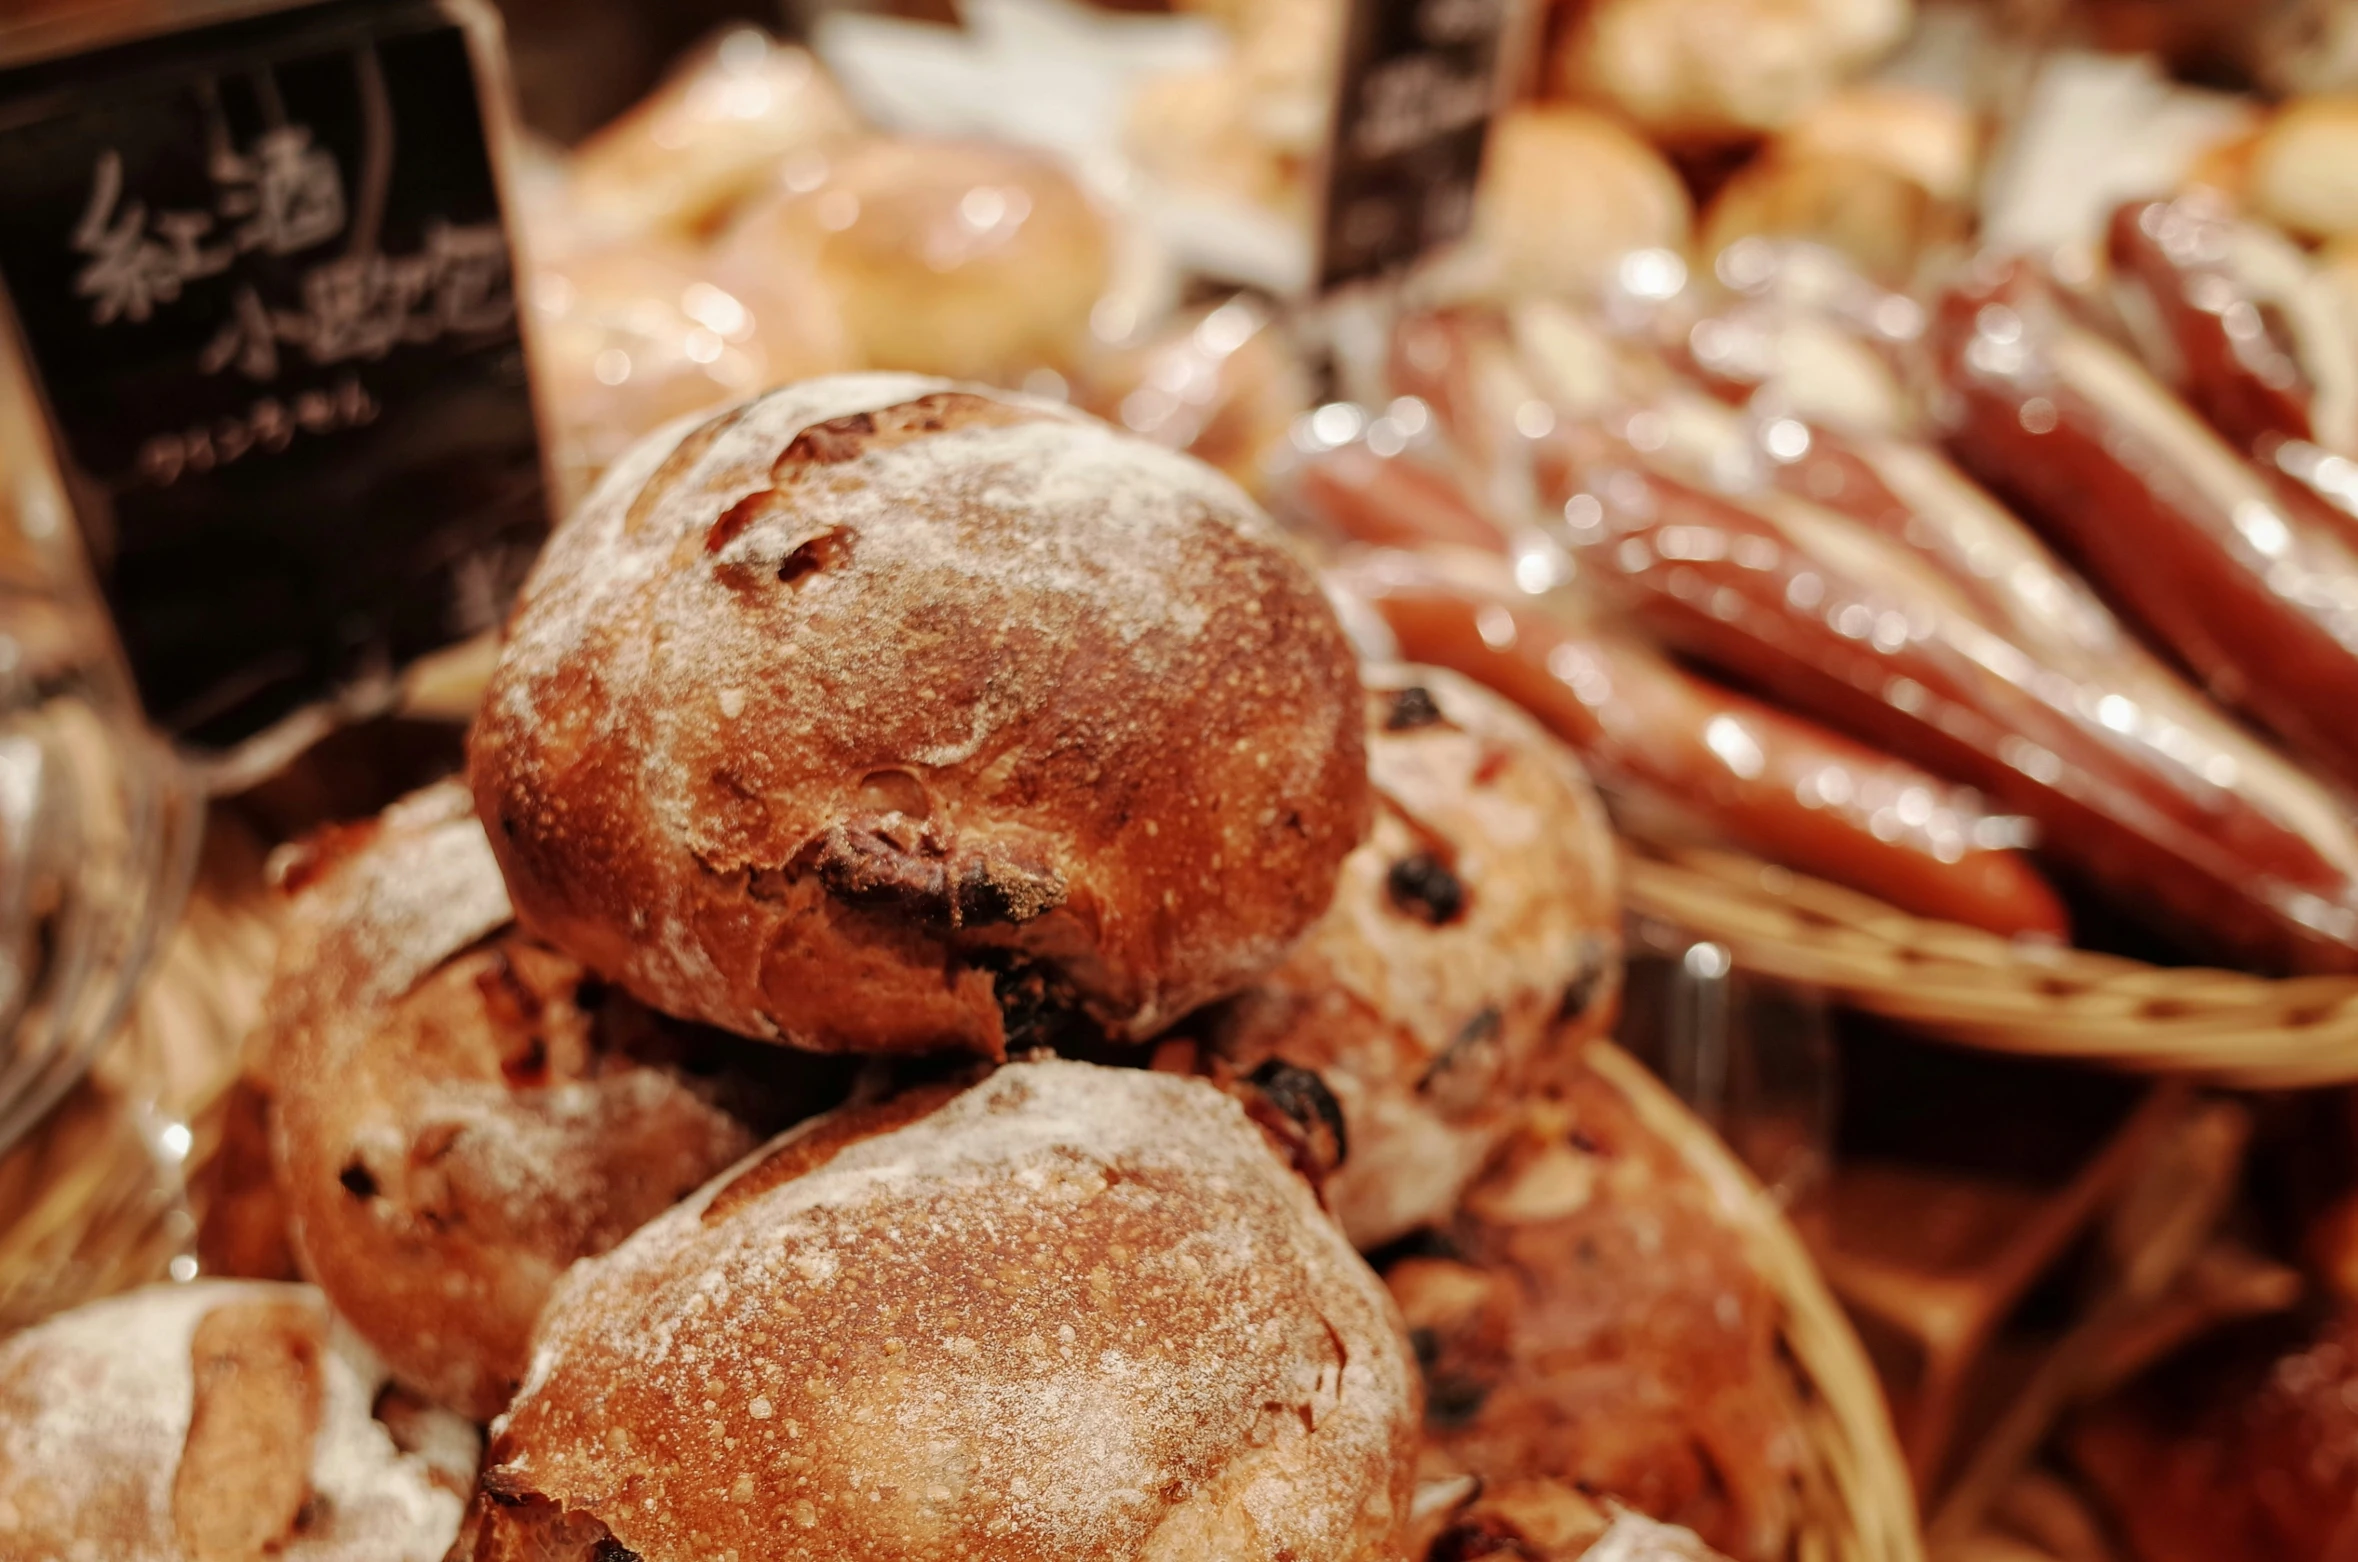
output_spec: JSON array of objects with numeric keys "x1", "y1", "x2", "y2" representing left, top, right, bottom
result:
[
  {"x1": 1621, "y1": 842, "x2": 2358, "y2": 1088},
  {"x1": 1584, "y1": 1041, "x2": 1925, "y2": 1562}
]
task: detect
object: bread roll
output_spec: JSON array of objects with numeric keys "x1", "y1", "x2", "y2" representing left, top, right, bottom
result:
[
  {"x1": 1077, "y1": 296, "x2": 1313, "y2": 494},
  {"x1": 567, "y1": 31, "x2": 860, "y2": 241},
  {"x1": 1382, "y1": 1064, "x2": 1809, "y2": 1561},
  {"x1": 715, "y1": 138, "x2": 1113, "y2": 385},
  {"x1": 0, "y1": 1281, "x2": 474, "y2": 1561},
  {"x1": 1779, "y1": 85, "x2": 1979, "y2": 204},
  {"x1": 1207, "y1": 666, "x2": 1620, "y2": 1249},
  {"x1": 260, "y1": 781, "x2": 844, "y2": 1419},
  {"x1": 454, "y1": 1059, "x2": 1421, "y2": 1561},
  {"x1": 2249, "y1": 96, "x2": 2358, "y2": 242},
  {"x1": 1700, "y1": 153, "x2": 1968, "y2": 286},
  {"x1": 1470, "y1": 106, "x2": 1693, "y2": 301},
  {"x1": 471, "y1": 375, "x2": 1369, "y2": 1056},
  {"x1": 1126, "y1": 0, "x2": 1340, "y2": 221},
  {"x1": 529, "y1": 241, "x2": 853, "y2": 501},
  {"x1": 1424, "y1": 1479, "x2": 1734, "y2": 1560},
  {"x1": 1552, "y1": 0, "x2": 1913, "y2": 143}
]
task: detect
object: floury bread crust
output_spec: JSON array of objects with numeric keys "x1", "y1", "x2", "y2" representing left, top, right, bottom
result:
[
  {"x1": 1206, "y1": 666, "x2": 1622, "y2": 1249},
  {"x1": 260, "y1": 782, "x2": 842, "y2": 1420},
  {"x1": 0, "y1": 1281, "x2": 473, "y2": 1562},
  {"x1": 458, "y1": 1060, "x2": 1421, "y2": 1562},
  {"x1": 469, "y1": 375, "x2": 1369, "y2": 1057}
]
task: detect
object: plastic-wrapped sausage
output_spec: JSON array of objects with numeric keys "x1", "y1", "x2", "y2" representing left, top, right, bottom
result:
[
  {"x1": 1551, "y1": 419, "x2": 2358, "y2": 971},
  {"x1": 2105, "y1": 194, "x2": 2358, "y2": 461},
  {"x1": 1933, "y1": 261, "x2": 2358, "y2": 803},
  {"x1": 2105, "y1": 194, "x2": 2358, "y2": 544},
  {"x1": 1281, "y1": 441, "x2": 2064, "y2": 936},
  {"x1": 1327, "y1": 548, "x2": 2066, "y2": 939}
]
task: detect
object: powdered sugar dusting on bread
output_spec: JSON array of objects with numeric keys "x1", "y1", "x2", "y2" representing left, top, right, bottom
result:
[
  {"x1": 304, "y1": 782, "x2": 513, "y2": 1011},
  {"x1": 489, "y1": 1060, "x2": 1417, "y2": 1560},
  {"x1": 1213, "y1": 665, "x2": 1620, "y2": 1247},
  {"x1": 471, "y1": 375, "x2": 1369, "y2": 1050},
  {"x1": 0, "y1": 1282, "x2": 469, "y2": 1561}
]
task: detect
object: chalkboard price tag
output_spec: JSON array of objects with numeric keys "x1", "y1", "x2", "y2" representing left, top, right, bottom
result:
[
  {"x1": 1315, "y1": 0, "x2": 1518, "y2": 294},
  {"x1": 0, "y1": 0, "x2": 547, "y2": 758}
]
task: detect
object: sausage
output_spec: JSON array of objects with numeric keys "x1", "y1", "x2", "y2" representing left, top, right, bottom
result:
[
  {"x1": 1331, "y1": 550, "x2": 2068, "y2": 939},
  {"x1": 1933, "y1": 261, "x2": 2358, "y2": 802},
  {"x1": 1289, "y1": 441, "x2": 1511, "y2": 555},
  {"x1": 2105, "y1": 194, "x2": 2358, "y2": 462},
  {"x1": 1551, "y1": 426, "x2": 2358, "y2": 972},
  {"x1": 1753, "y1": 426, "x2": 2358, "y2": 902},
  {"x1": 1286, "y1": 446, "x2": 2068, "y2": 937}
]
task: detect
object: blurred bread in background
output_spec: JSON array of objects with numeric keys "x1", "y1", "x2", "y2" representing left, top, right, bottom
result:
[{"x1": 714, "y1": 137, "x2": 1116, "y2": 384}]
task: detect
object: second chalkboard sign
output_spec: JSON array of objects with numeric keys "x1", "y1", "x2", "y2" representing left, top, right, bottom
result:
[
  {"x1": 0, "y1": 0, "x2": 546, "y2": 758},
  {"x1": 1316, "y1": 0, "x2": 1518, "y2": 294}
]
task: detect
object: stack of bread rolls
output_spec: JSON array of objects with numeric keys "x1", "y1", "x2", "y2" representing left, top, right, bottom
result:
[{"x1": 3, "y1": 375, "x2": 1828, "y2": 1561}]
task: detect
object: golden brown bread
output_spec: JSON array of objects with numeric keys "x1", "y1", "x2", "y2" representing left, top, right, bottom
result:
[
  {"x1": 470, "y1": 375, "x2": 1370, "y2": 1057},
  {"x1": 1382, "y1": 1068, "x2": 1810, "y2": 1562},
  {"x1": 1423, "y1": 1479, "x2": 1734, "y2": 1560},
  {"x1": 1206, "y1": 666, "x2": 1621, "y2": 1249},
  {"x1": 0, "y1": 1281, "x2": 474, "y2": 1562},
  {"x1": 260, "y1": 782, "x2": 844, "y2": 1420},
  {"x1": 1467, "y1": 107, "x2": 1693, "y2": 301},
  {"x1": 456, "y1": 1059, "x2": 1421, "y2": 1562},
  {"x1": 563, "y1": 32, "x2": 861, "y2": 241},
  {"x1": 713, "y1": 138, "x2": 1113, "y2": 385}
]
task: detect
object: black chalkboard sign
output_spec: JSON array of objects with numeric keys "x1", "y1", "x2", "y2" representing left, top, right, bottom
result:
[
  {"x1": 0, "y1": 0, "x2": 546, "y2": 755},
  {"x1": 1315, "y1": 0, "x2": 1516, "y2": 294}
]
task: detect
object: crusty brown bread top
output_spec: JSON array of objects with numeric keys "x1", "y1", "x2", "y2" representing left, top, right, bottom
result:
[
  {"x1": 1207, "y1": 665, "x2": 1621, "y2": 1249},
  {"x1": 1383, "y1": 1066, "x2": 1809, "y2": 1562},
  {"x1": 1422, "y1": 1478, "x2": 1734, "y2": 1561},
  {"x1": 468, "y1": 374, "x2": 1369, "y2": 1058},
  {"x1": 464, "y1": 1059, "x2": 1420, "y2": 1562},
  {"x1": 0, "y1": 1281, "x2": 474, "y2": 1562},
  {"x1": 260, "y1": 781, "x2": 843, "y2": 1420}
]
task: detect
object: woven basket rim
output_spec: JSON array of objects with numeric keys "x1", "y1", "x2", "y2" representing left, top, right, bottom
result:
[
  {"x1": 1583, "y1": 1040, "x2": 1926, "y2": 1562},
  {"x1": 1620, "y1": 842, "x2": 2358, "y2": 1086}
]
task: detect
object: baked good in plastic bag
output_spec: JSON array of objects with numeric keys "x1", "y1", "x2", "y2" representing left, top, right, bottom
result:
[
  {"x1": 1548, "y1": 0, "x2": 1914, "y2": 143},
  {"x1": 1460, "y1": 106, "x2": 1694, "y2": 303},
  {"x1": 527, "y1": 239, "x2": 852, "y2": 504},
  {"x1": 1124, "y1": 0, "x2": 1339, "y2": 225},
  {"x1": 565, "y1": 29, "x2": 861, "y2": 243},
  {"x1": 712, "y1": 136, "x2": 1118, "y2": 388},
  {"x1": 1072, "y1": 294, "x2": 1312, "y2": 494}
]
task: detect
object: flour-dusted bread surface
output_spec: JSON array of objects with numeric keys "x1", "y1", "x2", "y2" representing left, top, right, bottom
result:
[
  {"x1": 1210, "y1": 666, "x2": 1622, "y2": 1248},
  {"x1": 459, "y1": 1059, "x2": 1419, "y2": 1562},
  {"x1": 469, "y1": 375, "x2": 1368, "y2": 1056},
  {"x1": 262, "y1": 782, "x2": 843, "y2": 1420},
  {"x1": 0, "y1": 1281, "x2": 473, "y2": 1562}
]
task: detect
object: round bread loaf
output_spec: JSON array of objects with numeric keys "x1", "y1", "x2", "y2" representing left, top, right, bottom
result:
[
  {"x1": 0, "y1": 1280, "x2": 475, "y2": 1561},
  {"x1": 714, "y1": 138, "x2": 1112, "y2": 384},
  {"x1": 1382, "y1": 1069, "x2": 1808, "y2": 1562},
  {"x1": 470, "y1": 375, "x2": 1369, "y2": 1056},
  {"x1": 261, "y1": 781, "x2": 844, "y2": 1420},
  {"x1": 1207, "y1": 666, "x2": 1621, "y2": 1249},
  {"x1": 455, "y1": 1059, "x2": 1420, "y2": 1562}
]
